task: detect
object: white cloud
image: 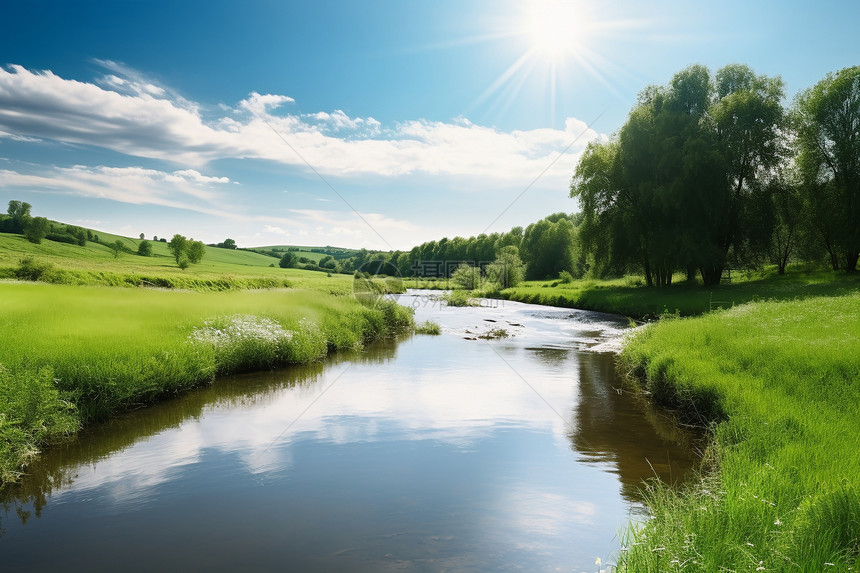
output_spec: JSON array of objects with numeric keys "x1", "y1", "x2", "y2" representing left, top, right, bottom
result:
[
  {"x1": 0, "y1": 63, "x2": 602, "y2": 184},
  {"x1": 264, "y1": 225, "x2": 289, "y2": 235},
  {"x1": 0, "y1": 164, "x2": 423, "y2": 249},
  {"x1": 0, "y1": 165, "x2": 230, "y2": 214},
  {"x1": 239, "y1": 92, "x2": 295, "y2": 116}
]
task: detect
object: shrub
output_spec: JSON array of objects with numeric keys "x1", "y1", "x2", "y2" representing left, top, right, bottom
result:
[
  {"x1": 0, "y1": 363, "x2": 79, "y2": 482},
  {"x1": 14, "y1": 256, "x2": 55, "y2": 282}
]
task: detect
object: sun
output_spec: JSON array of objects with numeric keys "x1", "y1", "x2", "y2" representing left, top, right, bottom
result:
[{"x1": 524, "y1": 1, "x2": 587, "y2": 60}]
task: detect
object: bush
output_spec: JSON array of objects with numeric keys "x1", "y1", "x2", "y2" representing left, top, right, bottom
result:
[
  {"x1": 14, "y1": 256, "x2": 55, "y2": 282},
  {"x1": 559, "y1": 270, "x2": 574, "y2": 283},
  {"x1": 46, "y1": 232, "x2": 79, "y2": 245}
]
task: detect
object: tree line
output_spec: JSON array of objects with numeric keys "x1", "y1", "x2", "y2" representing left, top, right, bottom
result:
[{"x1": 571, "y1": 64, "x2": 859, "y2": 286}]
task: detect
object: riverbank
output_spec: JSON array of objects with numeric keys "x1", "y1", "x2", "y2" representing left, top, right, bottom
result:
[
  {"x1": 0, "y1": 282, "x2": 413, "y2": 483},
  {"x1": 616, "y1": 292, "x2": 860, "y2": 571},
  {"x1": 407, "y1": 266, "x2": 860, "y2": 319}
]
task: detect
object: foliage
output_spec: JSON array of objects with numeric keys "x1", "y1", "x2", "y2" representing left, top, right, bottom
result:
[
  {"x1": 441, "y1": 289, "x2": 478, "y2": 307},
  {"x1": 571, "y1": 64, "x2": 786, "y2": 287},
  {"x1": 0, "y1": 363, "x2": 79, "y2": 482},
  {"x1": 111, "y1": 239, "x2": 125, "y2": 258},
  {"x1": 520, "y1": 213, "x2": 582, "y2": 279},
  {"x1": 167, "y1": 234, "x2": 188, "y2": 264},
  {"x1": 3, "y1": 200, "x2": 31, "y2": 234},
  {"x1": 24, "y1": 216, "x2": 50, "y2": 244},
  {"x1": 137, "y1": 240, "x2": 153, "y2": 257},
  {"x1": 167, "y1": 234, "x2": 205, "y2": 267},
  {"x1": 187, "y1": 239, "x2": 205, "y2": 263},
  {"x1": 14, "y1": 256, "x2": 56, "y2": 282},
  {"x1": 794, "y1": 66, "x2": 860, "y2": 272},
  {"x1": 450, "y1": 263, "x2": 481, "y2": 290},
  {"x1": 279, "y1": 251, "x2": 298, "y2": 268},
  {"x1": 414, "y1": 320, "x2": 441, "y2": 335}
]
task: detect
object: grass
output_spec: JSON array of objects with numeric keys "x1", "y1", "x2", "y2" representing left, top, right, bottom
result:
[
  {"x1": 500, "y1": 265, "x2": 860, "y2": 320},
  {"x1": 616, "y1": 292, "x2": 860, "y2": 571},
  {"x1": 414, "y1": 320, "x2": 442, "y2": 335},
  {"x1": 0, "y1": 281, "x2": 412, "y2": 484}
]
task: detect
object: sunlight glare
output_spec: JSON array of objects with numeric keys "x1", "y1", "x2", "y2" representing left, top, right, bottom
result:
[{"x1": 525, "y1": 1, "x2": 587, "y2": 60}]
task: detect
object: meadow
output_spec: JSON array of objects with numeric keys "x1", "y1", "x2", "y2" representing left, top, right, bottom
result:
[
  {"x1": 617, "y1": 292, "x2": 860, "y2": 571},
  {"x1": 0, "y1": 232, "x2": 413, "y2": 483}
]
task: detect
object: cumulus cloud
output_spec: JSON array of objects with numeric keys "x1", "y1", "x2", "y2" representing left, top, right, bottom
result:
[{"x1": 0, "y1": 63, "x2": 602, "y2": 183}]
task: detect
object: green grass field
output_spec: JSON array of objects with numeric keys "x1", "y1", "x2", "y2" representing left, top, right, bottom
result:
[
  {"x1": 617, "y1": 293, "x2": 860, "y2": 571},
  {"x1": 0, "y1": 231, "x2": 413, "y2": 483}
]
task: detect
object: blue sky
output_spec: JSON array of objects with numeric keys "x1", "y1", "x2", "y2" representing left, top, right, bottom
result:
[{"x1": 1, "y1": 0, "x2": 857, "y2": 250}]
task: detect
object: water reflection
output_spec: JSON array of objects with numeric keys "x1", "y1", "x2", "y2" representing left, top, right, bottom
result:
[
  {"x1": 0, "y1": 293, "x2": 698, "y2": 572},
  {"x1": 568, "y1": 351, "x2": 698, "y2": 507}
]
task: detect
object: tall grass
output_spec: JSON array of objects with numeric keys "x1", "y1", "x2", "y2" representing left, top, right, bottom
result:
[
  {"x1": 0, "y1": 283, "x2": 413, "y2": 483},
  {"x1": 617, "y1": 292, "x2": 860, "y2": 571}
]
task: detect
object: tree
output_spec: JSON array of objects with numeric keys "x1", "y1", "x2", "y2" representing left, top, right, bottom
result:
[
  {"x1": 111, "y1": 240, "x2": 125, "y2": 258},
  {"x1": 450, "y1": 263, "x2": 481, "y2": 290},
  {"x1": 795, "y1": 66, "x2": 860, "y2": 271},
  {"x1": 5, "y1": 200, "x2": 32, "y2": 234},
  {"x1": 219, "y1": 238, "x2": 237, "y2": 249},
  {"x1": 571, "y1": 64, "x2": 786, "y2": 286},
  {"x1": 279, "y1": 251, "x2": 297, "y2": 268},
  {"x1": 187, "y1": 240, "x2": 205, "y2": 264},
  {"x1": 137, "y1": 240, "x2": 153, "y2": 257},
  {"x1": 139, "y1": 233, "x2": 145, "y2": 240},
  {"x1": 168, "y1": 234, "x2": 189, "y2": 265},
  {"x1": 23, "y1": 217, "x2": 49, "y2": 244},
  {"x1": 521, "y1": 214, "x2": 580, "y2": 280},
  {"x1": 485, "y1": 246, "x2": 525, "y2": 288}
]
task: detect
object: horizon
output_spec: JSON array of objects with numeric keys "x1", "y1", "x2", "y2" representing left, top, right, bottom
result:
[{"x1": 1, "y1": 0, "x2": 857, "y2": 251}]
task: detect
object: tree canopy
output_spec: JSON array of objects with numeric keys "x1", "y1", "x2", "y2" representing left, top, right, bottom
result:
[
  {"x1": 571, "y1": 64, "x2": 786, "y2": 286},
  {"x1": 794, "y1": 66, "x2": 860, "y2": 271}
]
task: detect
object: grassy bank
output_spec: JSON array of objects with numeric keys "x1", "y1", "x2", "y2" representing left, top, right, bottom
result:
[
  {"x1": 617, "y1": 292, "x2": 860, "y2": 571},
  {"x1": 500, "y1": 266, "x2": 860, "y2": 319},
  {"x1": 406, "y1": 266, "x2": 860, "y2": 319},
  {"x1": 0, "y1": 282, "x2": 413, "y2": 483}
]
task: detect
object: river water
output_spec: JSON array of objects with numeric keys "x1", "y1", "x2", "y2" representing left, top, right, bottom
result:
[{"x1": 0, "y1": 290, "x2": 696, "y2": 572}]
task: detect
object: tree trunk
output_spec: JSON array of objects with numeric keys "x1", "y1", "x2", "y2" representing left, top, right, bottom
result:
[
  {"x1": 686, "y1": 265, "x2": 697, "y2": 282},
  {"x1": 844, "y1": 250, "x2": 859, "y2": 273},
  {"x1": 700, "y1": 264, "x2": 723, "y2": 287},
  {"x1": 643, "y1": 257, "x2": 653, "y2": 288}
]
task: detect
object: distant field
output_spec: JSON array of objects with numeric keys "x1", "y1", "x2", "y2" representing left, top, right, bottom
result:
[
  {"x1": 0, "y1": 232, "x2": 361, "y2": 292},
  {"x1": 259, "y1": 244, "x2": 361, "y2": 263}
]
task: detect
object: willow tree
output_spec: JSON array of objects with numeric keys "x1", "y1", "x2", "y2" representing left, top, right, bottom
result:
[
  {"x1": 571, "y1": 64, "x2": 785, "y2": 286},
  {"x1": 794, "y1": 66, "x2": 860, "y2": 271}
]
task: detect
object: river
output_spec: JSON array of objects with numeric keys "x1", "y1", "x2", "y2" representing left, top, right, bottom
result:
[{"x1": 0, "y1": 290, "x2": 697, "y2": 572}]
